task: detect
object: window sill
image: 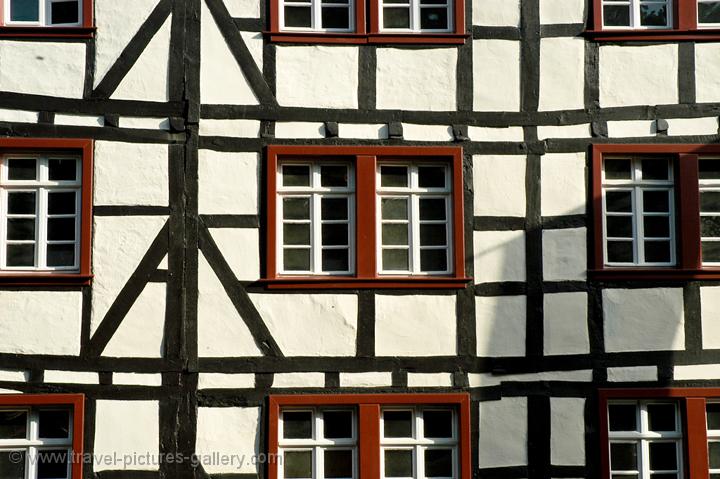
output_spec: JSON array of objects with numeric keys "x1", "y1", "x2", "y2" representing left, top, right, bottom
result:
[
  {"x1": 584, "y1": 28, "x2": 720, "y2": 41},
  {"x1": 266, "y1": 31, "x2": 468, "y2": 44},
  {"x1": 0, "y1": 273, "x2": 93, "y2": 286},
  {"x1": 260, "y1": 276, "x2": 472, "y2": 289},
  {"x1": 590, "y1": 268, "x2": 720, "y2": 281},
  {"x1": 0, "y1": 26, "x2": 95, "y2": 38}
]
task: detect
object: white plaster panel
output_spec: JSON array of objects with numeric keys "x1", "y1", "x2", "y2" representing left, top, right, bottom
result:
[
  {"x1": 338, "y1": 123, "x2": 388, "y2": 139},
  {"x1": 479, "y1": 397, "x2": 528, "y2": 467},
  {"x1": 91, "y1": 216, "x2": 167, "y2": 330},
  {"x1": 198, "y1": 150, "x2": 258, "y2": 214},
  {"x1": 197, "y1": 408, "x2": 260, "y2": 474},
  {"x1": 468, "y1": 126, "x2": 524, "y2": 142},
  {"x1": 0, "y1": 109, "x2": 38, "y2": 123},
  {"x1": 473, "y1": 0, "x2": 520, "y2": 26},
  {"x1": 667, "y1": 117, "x2": 718, "y2": 136},
  {"x1": 543, "y1": 292, "x2": 589, "y2": 355},
  {"x1": 275, "y1": 122, "x2": 326, "y2": 138},
  {"x1": 542, "y1": 228, "x2": 587, "y2": 281},
  {"x1": 473, "y1": 155, "x2": 526, "y2": 217},
  {"x1": 376, "y1": 48, "x2": 457, "y2": 111},
  {"x1": 537, "y1": 124, "x2": 590, "y2": 140},
  {"x1": 701, "y1": 286, "x2": 720, "y2": 349},
  {"x1": 54, "y1": 114, "x2": 103, "y2": 127},
  {"x1": 607, "y1": 366, "x2": 658, "y2": 382},
  {"x1": 43, "y1": 371, "x2": 98, "y2": 384},
  {"x1": 541, "y1": 153, "x2": 586, "y2": 217},
  {"x1": 375, "y1": 295, "x2": 457, "y2": 356},
  {"x1": 473, "y1": 230, "x2": 526, "y2": 283},
  {"x1": 225, "y1": 0, "x2": 261, "y2": 17},
  {"x1": 102, "y1": 283, "x2": 166, "y2": 358},
  {"x1": 199, "y1": 119, "x2": 261, "y2": 137},
  {"x1": 469, "y1": 370, "x2": 593, "y2": 387},
  {"x1": 94, "y1": 141, "x2": 169, "y2": 206},
  {"x1": 550, "y1": 398, "x2": 585, "y2": 466},
  {"x1": 402, "y1": 124, "x2": 454, "y2": 141},
  {"x1": 119, "y1": 117, "x2": 170, "y2": 130},
  {"x1": 473, "y1": 40, "x2": 521, "y2": 112},
  {"x1": 696, "y1": 43, "x2": 720, "y2": 103},
  {"x1": 607, "y1": 120, "x2": 655, "y2": 138},
  {"x1": 251, "y1": 294, "x2": 358, "y2": 356},
  {"x1": 273, "y1": 373, "x2": 325, "y2": 388},
  {"x1": 0, "y1": 370, "x2": 27, "y2": 382},
  {"x1": 475, "y1": 296, "x2": 526, "y2": 357},
  {"x1": 0, "y1": 42, "x2": 85, "y2": 98},
  {"x1": 0, "y1": 291, "x2": 81, "y2": 355},
  {"x1": 0, "y1": 389, "x2": 22, "y2": 394},
  {"x1": 599, "y1": 44, "x2": 678, "y2": 107},
  {"x1": 209, "y1": 228, "x2": 260, "y2": 281},
  {"x1": 339, "y1": 372, "x2": 393, "y2": 387},
  {"x1": 539, "y1": 0, "x2": 585, "y2": 23},
  {"x1": 603, "y1": 288, "x2": 685, "y2": 352},
  {"x1": 94, "y1": 401, "x2": 159, "y2": 471},
  {"x1": 198, "y1": 373, "x2": 255, "y2": 389},
  {"x1": 674, "y1": 364, "x2": 720, "y2": 380},
  {"x1": 276, "y1": 46, "x2": 358, "y2": 108},
  {"x1": 113, "y1": 373, "x2": 162, "y2": 386},
  {"x1": 407, "y1": 373, "x2": 453, "y2": 387},
  {"x1": 240, "y1": 31, "x2": 264, "y2": 69},
  {"x1": 539, "y1": 38, "x2": 585, "y2": 111},
  {"x1": 198, "y1": 254, "x2": 263, "y2": 357}
]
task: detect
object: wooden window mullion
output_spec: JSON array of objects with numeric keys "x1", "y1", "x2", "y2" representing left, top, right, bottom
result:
[
  {"x1": 678, "y1": 153, "x2": 702, "y2": 269},
  {"x1": 677, "y1": 0, "x2": 698, "y2": 29},
  {"x1": 355, "y1": 155, "x2": 377, "y2": 278},
  {"x1": 358, "y1": 404, "x2": 380, "y2": 479},
  {"x1": 685, "y1": 397, "x2": 709, "y2": 479}
]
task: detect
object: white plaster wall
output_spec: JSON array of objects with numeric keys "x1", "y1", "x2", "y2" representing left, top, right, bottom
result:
[
  {"x1": 102, "y1": 283, "x2": 165, "y2": 358},
  {"x1": 475, "y1": 295, "x2": 526, "y2": 357},
  {"x1": 539, "y1": 38, "x2": 585, "y2": 111},
  {"x1": 701, "y1": 286, "x2": 720, "y2": 349},
  {"x1": 339, "y1": 372, "x2": 393, "y2": 387},
  {"x1": 544, "y1": 292, "x2": 589, "y2": 356},
  {"x1": 469, "y1": 370, "x2": 592, "y2": 387},
  {"x1": 197, "y1": 408, "x2": 260, "y2": 474},
  {"x1": 251, "y1": 294, "x2": 358, "y2": 356},
  {"x1": 199, "y1": 119, "x2": 261, "y2": 137},
  {"x1": 468, "y1": 126, "x2": 524, "y2": 142},
  {"x1": 537, "y1": 124, "x2": 590, "y2": 140},
  {"x1": 542, "y1": 228, "x2": 587, "y2": 281},
  {"x1": 402, "y1": 124, "x2": 454, "y2": 141},
  {"x1": 667, "y1": 117, "x2": 718, "y2": 136},
  {"x1": 276, "y1": 46, "x2": 358, "y2": 108},
  {"x1": 607, "y1": 120, "x2": 655, "y2": 138},
  {"x1": 338, "y1": 124, "x2": 388, "y2": 139},
  {"x1": 539, "y1": 0, "x2": 585, "y2": 23},
  {"x1": 94, "y1": 142, "x2": 169, "y2": 206},
  {"x1": 607, "y1": 366, "x2": 658, "y2": 382},
  {"x1": 696, "y1": 44, "x2": 720, "y2": 103},
  {"x1": 0, "y1": 42, "x2": 85, "y2": 98},
  {"x1": 479, "y1": 397, "x2": 527, "y2": 467},
  {"x1": 240, "y1": 31, "x2": 264, "y2": 69},
  {"x1": 0, "y1": 370, "x2": 27, "y2": 382},
  {"x1": 375, "y1": 295, "x2": 457, "y2": 356},
  {"x1": 0, "y1": 109, "x2": 38, "y2": 123},
  {"x1": 377, "y1": 48, "x2": 457, "y2": 111},
  {"x1": 275, "y1": 122, "x2": 325, "y2": 139},
  {"x1": 473, "y1": 230, "x2": 526, "y2": 283},
  {"x1": 674, "y1": 364, "x2": 720, "y2": 380},
  {"x1": 603, "y1": 288, "x2": 685, "y2": 352},
  {"x1": 44, "y1": 371, "x2": 98, "y2": 384},
  {"x1": 541, "y1": 153, "x2": 586, "y2": 217},
  {"x1": 94, "y1": 401, "x2": 159, "y2": 471},
  {"x1": 599, "y1": 44, "x2": 678, "y2": 107},
  {"x1": 473, "y1": 40, "x2": 521, "y2": 111},
  {"x1": 119, "y1": 117, "x2": 170, "y2": 130},
  {"x1": 226, "y1": 0, "x2": 260, "y2": 17},
  {"x1": 209, "y1": 228, "x2": 260, "y2": 281},
  {"x1": 273, "y1": 373, "x2": 325, "y2": 388},
  {"x1": 198, "y1": 373, "x2": 255, "y2": 389},
  {"x1": 55, "y1": 114, "x2": 104, "y2": 127},
  {"x1": 198, "y1": 150, "x2": 258, "y2": 214},
  {"x1": 473, "y1": 155, "x2": 526, "y2": 217},
  {"x1": 113, "y1": 373, "x2": 162, "y2": 386},
  {"x1": 550, "y1": 398, "x2": 585, "y2": 466},
  {"x1": 407, "y1": 373, "x2": 453, "y2": 387},
  {"x1": 473, "y1": 0, "x2": 520, "y2": 26},
  {"x1": 0, "y1": 291, "x2": 81, "y2": 355}
]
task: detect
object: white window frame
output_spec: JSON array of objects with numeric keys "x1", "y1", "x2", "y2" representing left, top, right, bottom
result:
[
  {"x1": 602, "y1": 156, "x2": 676, "y2": 267},
  {"x1": 0, "y1": 407, "x2": 74, "y2": 479},
  {"x1": 699, "y1": 157, "x2": 720, "y2": 266},
  {"x1": 0, "y1": 155, "x2": 82, "y2": 272},
  {"x1": 376, "y1": 163, "x2": 453, "y2": 276},
  {"x1": 697, "y1": 0, "x2": 720, "y2": 27},
  {"x1": 601, "y1": 0, "x2": 673, "y2": 29},
  {"x1": 607, "y1": 401, "x2": 683, "y2": 479},
  {"x1": 378, "y1": 0, "x2": 453, "y2": 33},
  {"x1": 4, "y1": 0, "x2": 82, "y2": 27},
  {"x1": 278, "y1": 0, "x2": 355, "y2": 32}
]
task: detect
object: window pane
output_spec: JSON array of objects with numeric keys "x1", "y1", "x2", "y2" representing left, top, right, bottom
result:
[
  {"x1": 322, "y1": 249, "x2": 349, "y2": 272},
  {"x1": 606, "y1": 191, "x2": 632, "y2": 212},
  {"x1": 10, "y1": 0, "x2": 39, "y2": 21},
  {"x1": 642, "y1": 159, "x2": 669, "y2": 180},
  {"x1": 699, "y1": 1, "x2": 720, "y2": 23},
  {"x1": 383, "y1": 249, "x2": 409, "y2": 271},
  {"x1": 603, "y1": 4, "x2": 631, "y2": 25},
  {"x1": 424, "y1": 449, "x2": 452, "y2": 477},
  {"x1": 321, "y1": 197, "x2": 348, "y2": 221},
  {"x1": 607, "y1": 241, "x2": 633, "y2": 263},
  {"x1": 607, "y1": 216, "x2": 633, "y2": 238},
  {"x1": 284, "y1": 451, "x2": 312, "y2": 479},
  {"x1": 710, "y1": 441, "x2": 720, "y2": 469},
  {"x1": 284, "y1": 6, "x2": 312, "y2": 27},
  {"x1": 37, "y1": 449, "x2": 69, "y2": 479},
  {"x1": 8, "y1": 218, "x2": 35, "y2": 241},
  {"x1": 48, "y1": 159, "x2": 77, "y2": 181},
  {"x1": 381, "y1": 166, "x2": 408, "y2": 187},
  {"x1": 420, "y1": 224, "x2": 446, "y2": 246},
  {"x1": 702, "y1": 191, "x2": 720, "y2": 212},
  {"x1": 384, "y1": 411, "x2": 413, "y2": 438},
  {"x1": 383, "y1": 7, "x2": 410, "y2": 27},
  {"x1": 324, "y1": 450, "x2": 353, "y2": 478},
  {"x1": 610, "y1": 442, "x2": 638, "y2": 470},
  {"x1": 645, "y1": 216, "x2": 670, "y2": 238},
  {"x1": 51, "y1": 0, "x2": 79, "y2": 24},
  {"x1": 284, "y1": 224, "x2": 310, "y2": 245},
  {"x1": 420, "y1": 249, "x2": 447, "y2": 272},
  {"x1": 643, "y1": 191, "x2": 670, "y2": 213},
  {"x1": 640, "y1": 3, "x2": 667, "y2": 26},
  {"x1": 48, "y1": 192, "x2": 76, "y2": 215},
  {"x1": 703, "y1": 216, "x2": 720, "y2": 238},
  {"x1": 605, "y1": 159, "x2": 632, "y2": 179},
  {"x1": 0, "y1": 411, "x2": 27, "y2": 439},
  {"x1": 322, "y1": 224, "x2": 348, "y2": 246},
  {"x1": 419, "y1": 198, "x2": 446, "y2": 221},
  {"x1": 609, "y1": 404, "x2": 637, "y2": 431},
  {"x1": 283, "y1": 165, "x2": 311, "y2": 187},
  {"x1": 8, "y1": 192, "x2": 36, "y2": 215},
  {"x1": 321, "y1": 165, "x2": 348, "y2": 187},
  {"x1": 323, "y1": 411, "x2": 353, "y2": 439},
  {"x1": 423, "y1": 410, "x2": 452, "y2": 438},
  {"x1": 700, "y1": 159, "x2": 720, "y2": 179},
  {"x1": 418, "y1": 166, "x2": 446, "y2": 188},
  {"x1": 6, "y1": 244, "x2": 35, "y2": 267},
  {"x1": 7, "y1": 159, "x2": 36, "y2": 180},
  {"x1": 644, "y1": 241, "x2": 671, "y2": 263},
  {"x1": 649, "y1": 442, "x2": 677, "y2": 470},
  {"x1": 612, "y1": 476, "x2": 638, "y2": 479},
  {"x1": 283, "y1": 411, "x2": 312, "y2": 439},
  {"x1": 321, "y1": 6, "x2": 350, "y2": 29},
  {"x1": 708, "y1": 403, "x2": 720, "y2": 430},
  {"x1": 284, "y1": 249, "x2": 310, "y2": 271},
  {"x1": 47, "y1": 245, "x2": 75, "y2": 267},
  {"x1": 382, "y1": 224, "x2": 409, "y2": 246},
  {"x1": 385, "y1": 450, "x2": 413, "y2": 478},
  {"x1": 382, "y1": 198, "x2": 409, "y2": 220},
  {"x1": 420, "y1": 7, "x2": 448, "y2": 29},
  {"x1": 647, "y1": 404, "x2": 676, "y2": 431},
  {"x1": 703, "y1": 241, "x2": 720, "y2": 263},
  {"x1": 284, "y1": 198, "x2": 310, "y2": 220},
  {"x1": 48, "y1": 218, "x2": 75, "y2": 241},
  {"x1": 0, "y1": 450, "x2": 25, "y2": 478}
]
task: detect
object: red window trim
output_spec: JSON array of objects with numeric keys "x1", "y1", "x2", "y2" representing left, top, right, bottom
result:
[
  {"x1": 0, "y1": 138, "x2": 93, "y2": 286},
  {"x1": 264, "y1": 145, "x2": 470, "y2": 289},
  {"x1": 0, "y1": 0, "x2": 94, "y2": 38},
  {"x1": 268, "y1": 393, "x2": 472, "y2": 479},
  {"x1": 0, "y1": 393, "x2": 85, "y2": 479},
  {"x1": 591, "y1": 143, "x2": 720, "y2": 281}
]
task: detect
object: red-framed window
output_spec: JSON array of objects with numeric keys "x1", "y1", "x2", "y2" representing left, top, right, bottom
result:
[
  {"x1": 0, "y1": 394, "x2": 85, "y2": 479},
  {"x1": 268, "y1": 394, "x2": 471, "y2": 479},
  {"x1": 265, "y1": 145, "x2": 469, "y2": 289},
  {"x1": 267, "y1": 0, "x2": 465, "y2": 44},
  {"x1": 0, "y1": 0, "x2": 93, "y2": 38},
  {"x1": 0, "y1": 138, "x2": 93, "y2": 286},
  {"x1": 591, "y1": 144, "x2": 720, "y2": 280},
  {"x1": 588, "y1": 0, "x2": 720, "y2": 40}
]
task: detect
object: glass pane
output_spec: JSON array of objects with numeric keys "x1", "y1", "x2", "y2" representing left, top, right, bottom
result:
[
  {"x1": 418, "y1": 166, "x2": 446, "y2": 188},
  {"x1": 606, "y1": 191, "x2": 632, "y2": 213},
  {"x1": 37, "y1": 449, "x2": 69, "y2": 479},
  {"x1": 424, "y1": 449, "x2": 452, "y2": 477},
  {"x1": 283, "y1": 165, "x2": 311, "y2": 187},
  {"x1": 48, "y1": 192, "x2": 76, "y2": 215},
  {"x1": 607, "y1": 241, "x2": 633, "y2": 263},
  {"x1": 709, "y1": 441, "x2": 720, "y2": 469},
  {"x1": 48, "y1": 159, "x2": 77, "y2": 181},
  {"x1": 647, "y1": 404, "x2": 676, "y2": 431},
  {"x1": 382, "y1": 198, "x2": 409, "y2": 220},
  {"x1": 324, "y1": 450, "x2": 353, "y2": 478},
  {"x1": 383, "y1": 249, "x2": 409, "y2": 271},
  {"x1": 385, "y1": 450, "x2": 413, "y2": 478},
  {"x1": 383, "y1": 7, "x2": 410, "y2": 27},
  {"x1": 321, "y1": 6, "x2": 350, "y2": 28},
  {"x1": 420, "y1": 249, "x2": 447, "y2": 272},
  {"x1": 420, "y1": 7, "x2": 448, "y2": 29},
  {"x1": 420, "y1": 224, "x2": 446, "y2": 246},
  {"x1": 645, "y1": 241, "x2": 671, "y2": 263},
  {"x1": 605, "y1": 159, "x2": 632, "y2": 179},
  {"x1": 645, "y1": 216, "x2": 670, "y2": 238},
  {"x1": 702, "y1": 191, "x2": 720, "y2": 212},
  {"x1": 703, "y1": 241, "x2": 720, "y2": 263},
  {"x1": 710, "y1": 474, "x2": 720, "y2": 479},
  {"x1": 610, "y1": 442, "x2": 638, "y2": 471},
  {"x1": 650, "y1": 474, "x2": 678, "y2": 479},
  {"x1": 649, "y1": 442, "x2": 677, "y2": 470},
  {"x1": 708, "y1": 403, "x2": 720, "y2": 430},
  {"x1": 607, "y1": 216, "x2": 633, "y2": 238},
  {"x1": 609, "y1": 404, "x2": 637, "y2": 431},
  {"x1": 321, "y1": 197, "x2": 348, "y2": 221},
  {"x1": 284, "y1": 6, "x2": 312, "y2": 27},
  {"x1": 640, "y1": 3, "x2": 668, "y2": 26},
  {"x1": 0, "y1": 411, "x2": 27, "y2": 439},
  {"x1": 283, "y1": 411, "x2": 313, "y2": 439},
  {"x1": 384, "y1": 411, "x2": 413, "y2": 438},
  {"x1": 8, "y1": 218, "x2": 35, "y2": 241},
  {"x1": 603, "y1": 4, "x2": 630, "y2": 25},
  {"x1": 613, "y1": 475, "x2": 638, "y2": 479},
  {"x1": 642, "y1": 159, "x2": 669, "y2": 180},
  {"x1": 10, "y1": 0, "x2": 38, "y2": 21},
  {"x1": 47, "y1": 244, "x2": 75, "y2": 268},
  {"x1": 423, "y1": 410, "x2": 452, "y2": 438},
  {"x1": 643, "y1": 190, "x2": 670, "y2": 213},
  {"x1": 284, "y1": 451, "x2": 312, "y2": 479},
  {"x1": 322, "y1": 249, "x2": 349, "y2": 272},
  {"x1": 7, "y1": 159, "x2": 36, "y2": 180},
  {"x1": 51, "y1": 0, "x2": 79, "y2": 24},
  {"x1": 0, "y1": 450, "x2": 25, "y2": 478},
  {"x1": 381, "y1": 166, "x2": 408, "y2": 187},
  {"x1": 703, "y1": 216, "x2": 720, "y2": 238},
  {"x1": 382, "y1": 224, "x2": 408, "y2": 246},
  {"x1": 6, "y1": 244, "x2": 35, "y2": 267},
  {"x1": 48, "y1": 218, "x2": 75, "y2": 241},
  {"x1": 284, "y1": 198, "x2": 310, "y2": 220},
  {"x1": 321, "y1": 165, "x2": 348, "y2": 187},
  {"x1": 700, "y1": 159, "x2": 720, "y2": 179},
  {"x1": 8, "y1": 192, "x2": 36, "y2": 215},
  {"x1": 283, "y1": 224, "x2": 310, "y2": 245},
  {"x1": 419, "y1": 198, "x2": 446, "y2": 221},
  {"x1": 284, "y1": 249, "x2": 310, "y2": 271},
  {"x1": 324, "y1": 411, "x2": 353, "y2": 439},
  {"x1": 322, "y1": 224, "x2": 348, "y2": 246},
  {"x1": 699, "y1": 1, "x2": 720, "y2": 23}
]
